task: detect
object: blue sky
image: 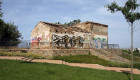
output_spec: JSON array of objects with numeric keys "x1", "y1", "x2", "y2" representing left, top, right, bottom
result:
[{"x1": 1, "y1": 0, "x2": 140, "y2": 48}]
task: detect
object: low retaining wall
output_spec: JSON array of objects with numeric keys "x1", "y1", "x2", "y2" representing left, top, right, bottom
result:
[
  {"x1": 0, "y1": 49, "x2": 90, "y2": 56},
  {"x1": 28, "y1": 49, "x2": 90, "y2": 56},
  {"x1": 0, "y1": 49, "x2": 130, "y2": 63}
]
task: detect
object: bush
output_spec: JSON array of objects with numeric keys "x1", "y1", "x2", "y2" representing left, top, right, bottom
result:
[
  {"x1": 120, "y1": 53, "x2": 140, "y2": 61},
  {"x1": 133, "y1": 62, "x2": 140, "y2": 69},
  {"x1": 122, "y1": 49, "x2": 131, "y2": 54},
  {"x1": 122, "y1": 49, "x2": 140, "y2": 57}
]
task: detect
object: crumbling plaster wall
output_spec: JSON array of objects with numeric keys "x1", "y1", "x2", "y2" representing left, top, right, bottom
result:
[
  {"x1": 31, "y1": 22, "x2": 51, "y2": 49},
  {"x1": 74, "y1": 23, "x2": 108, "y2": 48},
  {"x1": 31, "y1": 21, "x2": 108, "y2": 49},
  {"x1": 51, "y1": 31, "x2": 91, "y2": 49},
  {"x1": 31, "y1": 22, "x2": 51, "y2": 42}
]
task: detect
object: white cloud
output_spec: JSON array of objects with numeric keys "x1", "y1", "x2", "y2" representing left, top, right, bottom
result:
[
  {"x1": 106, "y1": 0, "x2": 128, "y2": 7},
  {"x1": 61, "y1": 16, "x2": 72, "y2": 22},
  {"x1": 95, "y1": 6, "x2": 124, "y2": 20},
  {"x1": 81, "y1": 6, "x2": 92, "y2": 11},
  {"x1": 49, "y1": 0, "x2": 90, "y2": 5},
  {"x1": 107, "y1": 0, "x2": 127, "y2": 4},
  {"x1": 36, "y1": 6, "x2": 46, "y2": 11},
  {"x1": 2, "y1": 0, "x2": 140, "y2": 48},
  {"x1": 106, "y1": 0, "x2": 140, "y2": 7},
  {"x1": 96, "y1": 7, "x2": 115, "y2": 16}
]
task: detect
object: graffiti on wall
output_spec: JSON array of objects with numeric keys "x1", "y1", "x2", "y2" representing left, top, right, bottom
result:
[
  {"x1": 90, "y1": 34, "x2": 108, "y2": 49},
  {"x1": 52, "y1": 34, "x2": 84, "y2": 48},
  {"x1": 31, "y1": 37, "x2": 41, "y2": 42},
  {"x1": 31, "y1": 36, "x2": 42, "y2": 47},
  {"x1": 92, "y1": 37, "x2": 107, "y2": 48},
  {"x1": 45, "y1": 33, "x2": 50, "y2": 41},
  {"x1": 31, "y1": 32, "x2": 50, "y2": 43}
]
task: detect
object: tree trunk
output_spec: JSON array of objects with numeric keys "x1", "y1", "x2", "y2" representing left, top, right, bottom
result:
[{"x1": 131, "y1": 23, "x2": 133, "y2": 80}]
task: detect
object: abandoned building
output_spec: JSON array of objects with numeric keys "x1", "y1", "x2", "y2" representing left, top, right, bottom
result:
[{"x1": 31, "y1": 21, "x2": 108, "y2": 49}]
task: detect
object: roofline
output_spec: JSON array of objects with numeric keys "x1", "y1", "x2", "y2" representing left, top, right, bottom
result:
[
  {"x1": 39, "y1": 21, "x2": 90, "y2": 33},
  {"x1": 31, "y1": 21, "x2": 41, "y2": 33},
  {"x1": 81, "y1": 21, "x2": 108, "y2": 27},
  {"x1": 40, "y1": 21, "x2": 65, "y2": 26}
]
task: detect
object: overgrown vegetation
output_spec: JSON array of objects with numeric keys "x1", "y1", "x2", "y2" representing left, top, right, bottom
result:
[
  {"x1": 0, "y1": 59, "x2": 140, "y2": 80},
  {"x1": 120, "y1": 49, "x2": 140, "y2": 69},
  {"x1": 0, "y1": 51, "x2": 46, "y2": 59},
  {"x1": 0, "y1": 50, "x2": 140, "y2": 69},
  {"x1": 120, "y1": 53, "x2": 140, "y2": 61},
  {"x1": 122, "y1": 49, "x2": 140, "y2": 58},
  {"x1": 55, "y1": 19, "x2": 81, "y2": 26}
]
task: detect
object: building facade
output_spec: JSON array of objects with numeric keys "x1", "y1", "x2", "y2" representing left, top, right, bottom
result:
[
  {"x1": 31, "y1": 21, "x2": 108, "y2": 49},
  {"x1": 73, "y1": 21, "x2": 108, "y2": 48}
]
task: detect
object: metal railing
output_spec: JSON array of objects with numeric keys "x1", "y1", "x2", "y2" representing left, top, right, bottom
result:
[{"x1": 0, "y1": 40, "x2": 119, "y2": 49}]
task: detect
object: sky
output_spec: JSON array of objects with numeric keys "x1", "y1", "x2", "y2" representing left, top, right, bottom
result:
[{"x1": 1, "y1": 0, "x2": 140, "y2": 48}]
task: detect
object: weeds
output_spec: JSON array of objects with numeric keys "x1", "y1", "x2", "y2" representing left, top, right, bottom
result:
[{"x1": 0, "y1": 51, "x2": 46, "y2": 59}]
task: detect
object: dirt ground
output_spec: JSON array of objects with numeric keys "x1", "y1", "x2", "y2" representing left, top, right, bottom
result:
[{"x1": 0, "y1": 56, "x2": 140, "y2": 75}]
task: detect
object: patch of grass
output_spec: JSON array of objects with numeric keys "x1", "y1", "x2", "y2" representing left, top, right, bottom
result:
[
  {"x1": 0, "y1": 51, "x2": 46, "y2": 59},
  {"x1": 122, "y1": 49, "x2": 131, "y2": 54},
  {"x1": 53, "y1": 54, "x2": 140, "y2": 69},
  {"x1": 119, "y1": 53, "x2": 140, "y2": 69},
  {"x1": 0, "y1": 59, "x2": 140, "y2": 80},
  {"x1": 133, "y1": 62, "x2": 140, "y2": 69},
  {"x1": 53, "y1": 54, "x2": 111, "y2": 66},
  {"x1": 122, "y1": 49, "x2": 140, "y2": 57},
  {"x1": 120, "y1": 53, "x2": 140, "y2": 61}
]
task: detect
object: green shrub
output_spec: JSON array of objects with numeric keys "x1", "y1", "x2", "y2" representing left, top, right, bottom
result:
[
  {"x1": 134, "y1": 62, "x2": 140, "y2": 69},
  {"x1": 120, "y1": 53, "x2": 140, "y2": 61},
  {"x1": 122, "y1": 49, "x2": 140, "y2": 57},
  {"x1": 122, "y1": 49, "x2": 128, "y2": 53}
]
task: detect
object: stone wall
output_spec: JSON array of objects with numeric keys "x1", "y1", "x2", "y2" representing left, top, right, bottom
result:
[
  {"x1": 28, "y1": 49, "x2": 90, "y2": 56},
  {"x1": 31, "y1": 22, "x2": 51, "y2": 42},
  {"x1": 31, "y1": 21, "x2": 108, "y2": 49},
  {"x1": 0, "y1": 49, "x2": 129, "y2": 63},
  {"x1": 31, "y1": 22, "x2": 52, "y2": 49},
  {"x1": 74, "y1": 22, "x2": 108, "y2": 49},
  {"x1": 27, "y1": 49, "x2": 129, "y2": 63},
  {"x1": 74, "y1": 22, "x2": 108, "y2": 36}
]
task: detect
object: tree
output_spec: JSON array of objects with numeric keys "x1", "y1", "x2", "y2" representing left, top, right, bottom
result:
[
  {"x1": 55, "y1": 22, "x2": 61, "y2": 24},
  {"x1": 0, "y1": 1, "x2": 5, "y2": 41},
  {"x1": 0, "y1": 22, "x2": 21, "y2": 46},
  {"x1": 105, "y1": 0, "x2": 140, "y2": 80},
  {"x1": 0, "y1": 1, "x2": 2, "y2": 17},
  {"x1": 64, "y1": 19, "x2": 81, "y2": 26},
  {"x1": 0, "y1": 1, "x2": 21, "y2": 46},
  {"x1": 134, "y1": 48, "x2": 139, "y2": 53},
  {"x1": 56, "y1": 19, "x2": 81, "y2": 26}
]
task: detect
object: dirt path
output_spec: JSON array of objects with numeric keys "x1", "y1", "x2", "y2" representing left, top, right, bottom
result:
[{"x1": 0, "y1": 56, "x2": 140, "y2": 75}]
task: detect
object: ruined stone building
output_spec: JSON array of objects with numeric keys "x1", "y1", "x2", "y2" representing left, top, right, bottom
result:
[{"x1": 31, "y1": 21, "x2": 108, "y2": 49}]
